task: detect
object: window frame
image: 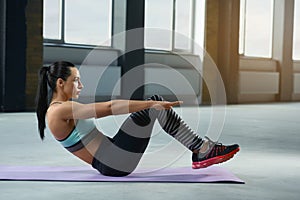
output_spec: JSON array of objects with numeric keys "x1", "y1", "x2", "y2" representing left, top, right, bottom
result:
[
  {"x1": 44, "y1": 0, "x2": 203, "y2": 53},
  {"x1": 239, "y1": 0, "x2": 274, "y2": 59},
  {"x1": 145, "y1": 0, "x2": 197, "y2": 54},
  {"x1": 43, "y1": 0, "x2": 113, "y2": 48}
]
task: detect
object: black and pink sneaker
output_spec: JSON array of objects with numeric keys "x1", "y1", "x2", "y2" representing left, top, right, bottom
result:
[{"x1": 192, "y1": 137, "x2": 240, "y2": 169}]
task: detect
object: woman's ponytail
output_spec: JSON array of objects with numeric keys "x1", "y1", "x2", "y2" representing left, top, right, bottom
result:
[
  {"x1": 36, "y1": 67, "x2": 49, "y2": 140},
  {"x1": 35, "y1": 61, "x2": 75, "y2": 140}
]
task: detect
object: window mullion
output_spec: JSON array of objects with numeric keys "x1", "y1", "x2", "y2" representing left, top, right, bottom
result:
[
  {"x1": 270, "y1": 0, "x2": 274, "y2": 59},
  {"x1": 172, "y1": 0, "x2": 176, "y2": 51},
  {"x1": 61, "y1": 0, "x2": 65, "y2": 43},
  {"x1": 110, "y1": 0, "x2": 114, "y2": 48},
  {"x1": 239, "y1": 0, "x2": 246, "y2": 55},
  {"x1": 190, "y1": 0, "x2": 196, "y2": 54}
]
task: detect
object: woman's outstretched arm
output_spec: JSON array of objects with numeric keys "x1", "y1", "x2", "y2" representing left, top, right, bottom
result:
[
  {"x1": 108, "y1": 99, "x2": 182, "y2": 115},
  {"x1": 52, "y1": 100, "x2": 182, "y2": 120}
]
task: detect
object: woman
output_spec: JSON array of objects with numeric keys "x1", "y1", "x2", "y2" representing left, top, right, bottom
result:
[{"x1": 36, "y1": 61, "x2": 239, "y2": 177}]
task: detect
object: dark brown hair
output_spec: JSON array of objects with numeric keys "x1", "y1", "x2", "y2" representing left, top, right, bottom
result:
[{"x1": 36, "y1": 61, "x2": 75, "y2": 140}]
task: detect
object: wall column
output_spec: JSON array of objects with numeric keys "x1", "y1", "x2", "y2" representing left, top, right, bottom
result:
[
  {"x1": 118, "y1": 0, "x2": 145, "y2": 100},
  {"x1": 273, "y1": 0, "x2": 294, "y2": 101},
  {"x1": 0, "y1": 0, "x2": 27, "y2": 111},
  {"x1": 203, "y1": 0, "x2": 240, "y2": 104},
  {"x1": 218, "y1": 0, "x2": 240, "y2": 104},
  {"x1": 25, "y1": 0, "x2": 43, "y2": 110}
]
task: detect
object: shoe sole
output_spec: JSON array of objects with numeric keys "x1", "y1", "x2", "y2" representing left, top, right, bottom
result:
[{"x1": 192, "y1": 147, "x2": 240, "y2": 169}]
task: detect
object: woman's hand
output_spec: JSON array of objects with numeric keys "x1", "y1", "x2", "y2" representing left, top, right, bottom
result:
[{"x1": 152, "y1": 101, "x2": 183, "y2": 110}]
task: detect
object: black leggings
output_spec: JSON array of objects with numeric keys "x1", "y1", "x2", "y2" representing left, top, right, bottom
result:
[{"x1": 92, "y1": 95, "x2": 202, "y2": 177}]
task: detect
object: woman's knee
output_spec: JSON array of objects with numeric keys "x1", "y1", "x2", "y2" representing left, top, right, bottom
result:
[
  {"x1": 129, "y1": 94, "x2": 164, "y2": 126},
  {"x1": 149, "y1": 94, "x2": 164, "y2": 101}
]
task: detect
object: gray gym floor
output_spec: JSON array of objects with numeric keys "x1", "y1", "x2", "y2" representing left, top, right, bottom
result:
[{"x1": 0, "y1": 103, "x2": 299, "y2": 200}]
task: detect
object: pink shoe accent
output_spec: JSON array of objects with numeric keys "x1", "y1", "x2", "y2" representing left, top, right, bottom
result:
[{"x1": 192, "y1": 147, "x2": 240, "y2": 169}]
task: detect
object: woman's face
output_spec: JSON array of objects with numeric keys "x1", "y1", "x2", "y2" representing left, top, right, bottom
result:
[{"x1": 64, "y1": 67, "x2": 84, "y2": 99}]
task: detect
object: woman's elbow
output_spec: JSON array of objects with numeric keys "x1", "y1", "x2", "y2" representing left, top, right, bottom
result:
[{"x1": 95, "y1": 101, "x2": 113, "y2": 118}]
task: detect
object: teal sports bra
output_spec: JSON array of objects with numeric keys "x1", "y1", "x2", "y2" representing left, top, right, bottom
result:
[{"x1": 57, "y1": 118, "x2": 98, "y2": 152}]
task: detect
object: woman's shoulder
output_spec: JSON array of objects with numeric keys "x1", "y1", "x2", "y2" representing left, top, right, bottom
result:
[
  {"x1": 48, "y1": 100, "x2": 81, "y2": 109},
  {"x1": 47, "y1": 101, "x2": 73, "y2": 117},
  {"x1": 46, "y1": 101, "x2": 76, "y2": 134}
]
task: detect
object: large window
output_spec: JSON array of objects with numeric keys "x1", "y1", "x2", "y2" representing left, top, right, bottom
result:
[
  {"x1": 43, "y1": 0, "x2": 61, "y2": 40},
  {"x1": 174, "y1": 0, "x2": 193, "y2": 50},
  {"x1": 144, "y1": 0, "x2": 173, "y2": 50},
  {"x1": 239, "y1": 0, "x2": 274, "y2": 58},
  {"x1": 293, "y1": 0, "x2": 300, "y2": 60},
  {"x1": 145, "y1": 0, "x2": 204, "y2": 53},
  {"x1": 43, "y1": 0, "x2": 112, "y2": 46}
]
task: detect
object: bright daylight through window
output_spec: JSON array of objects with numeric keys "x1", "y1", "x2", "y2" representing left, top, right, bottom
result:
[
  {"x1": 43, "y1": 0, "x2": 112, "y2": 46},
  {"x1": 239, "y1": 0, "x2": 274, "y2": 58}
]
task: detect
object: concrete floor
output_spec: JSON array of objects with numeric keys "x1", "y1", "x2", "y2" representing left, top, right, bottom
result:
[{"x1": 0, "y1": 103, "x2": 300, "y2": 200}]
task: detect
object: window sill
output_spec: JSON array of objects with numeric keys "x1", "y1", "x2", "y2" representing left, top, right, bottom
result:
[{"x1": 239, "y1": 55, "x2": 278, "y2": 72}]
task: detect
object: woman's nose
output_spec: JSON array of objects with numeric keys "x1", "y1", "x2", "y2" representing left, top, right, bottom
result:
[{"x1": 78, "y1": 80, "x2": 84, "y2": 89}]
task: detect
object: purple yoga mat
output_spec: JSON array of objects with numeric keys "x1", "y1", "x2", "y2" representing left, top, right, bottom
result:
[{"x1": 0, "y1": 165, "x2": 244, "y2": 183}]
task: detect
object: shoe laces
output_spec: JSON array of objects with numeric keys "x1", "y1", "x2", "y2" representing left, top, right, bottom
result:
[{"x1": 207, "y1": 143, "x2": 226, "y2": 158}]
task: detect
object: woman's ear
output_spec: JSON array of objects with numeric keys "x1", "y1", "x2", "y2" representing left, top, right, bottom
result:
[{"x1": 56, "y1": 78, "x2": 65, "y2": 88}]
